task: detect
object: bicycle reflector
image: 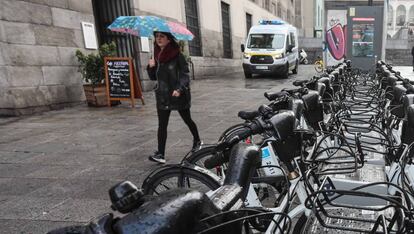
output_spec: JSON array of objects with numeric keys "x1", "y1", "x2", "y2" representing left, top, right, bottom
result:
[{"x1": 259, "y1": 19, "x2": 285, "y2": 25}]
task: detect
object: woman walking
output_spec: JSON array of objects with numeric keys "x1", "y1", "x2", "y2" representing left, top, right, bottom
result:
[{"x1": 147, "y1": 31, "x2": 201, "y2": 164}]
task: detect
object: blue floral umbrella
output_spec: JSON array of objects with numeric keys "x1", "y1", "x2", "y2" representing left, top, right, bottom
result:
[{"x1": 108, "y1": 15, "x2": 194, "y2": 41}]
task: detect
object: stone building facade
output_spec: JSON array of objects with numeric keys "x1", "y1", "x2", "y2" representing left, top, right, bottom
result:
[
  {"x1": 387, "y1": 0, "x2": 414, "y2": 38},
  {"x1": 0, "y1": 0, "x2": 299, "y2": 116}
]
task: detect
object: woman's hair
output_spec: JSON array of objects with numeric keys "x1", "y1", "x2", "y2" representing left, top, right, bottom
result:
[{"x1": 154, "y1": 31, "x2": 179, "y2": 49}]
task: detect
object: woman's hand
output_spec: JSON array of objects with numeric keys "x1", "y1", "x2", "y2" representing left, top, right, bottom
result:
[
  {"x1": 172, "y1": 90, "x2": 181, "y2": 97},
  {"x1": 149, "y1": 59, "x2": 156, "y2": 68}
]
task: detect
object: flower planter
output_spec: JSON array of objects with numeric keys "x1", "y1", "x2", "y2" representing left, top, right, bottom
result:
[{"x1": 83, "y1": 84, "x2": 107, "y2": 107}]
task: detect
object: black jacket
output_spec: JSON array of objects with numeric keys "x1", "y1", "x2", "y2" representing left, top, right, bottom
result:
[{"x1": 147, "y1": 53, "x2": 191, "y2": 110}]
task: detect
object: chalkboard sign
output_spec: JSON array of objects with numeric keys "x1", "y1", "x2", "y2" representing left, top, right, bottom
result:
[{"x1": 104, "y1": 57, "x2": 144, "y2": 107}]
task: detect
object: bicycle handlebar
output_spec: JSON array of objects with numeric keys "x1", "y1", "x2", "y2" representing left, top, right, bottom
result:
[
  {"x1": 264, "y1": 87, "x2": 308, "y2": 101},
  {"x1": 204, "y1": 120, "x2": 265, "y2": 169}
]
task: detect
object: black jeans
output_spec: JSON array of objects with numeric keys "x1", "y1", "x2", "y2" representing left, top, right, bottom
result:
[{"x1": 157, "y1": 108, "x2": 200, "y2": 155}]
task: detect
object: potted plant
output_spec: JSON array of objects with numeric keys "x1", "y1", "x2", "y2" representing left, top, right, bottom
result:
[
  {"x1": 75, "y1": 42, "x2": 117, "y2": 106},
  {"x1": 178, "y1": 40, "x2": 194, "y2": 80}
]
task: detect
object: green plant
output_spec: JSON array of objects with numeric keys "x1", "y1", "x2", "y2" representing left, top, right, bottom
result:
[
  {"x1": 75, "y1": 42, "x2": 117, "y2": 85},
  {"x1": 178, "y1": 40, "x2": 191, "y2": 62}
]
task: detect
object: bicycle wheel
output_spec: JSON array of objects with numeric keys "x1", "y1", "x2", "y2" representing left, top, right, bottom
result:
[
  {"x1": 218, "y1": 123, "x2": 247, "y2": 142},
  {"x1": 185, "y1": 145, "x2": 228, "y2": 178},
  {"x1": 141, "y1": 164, "x2": 221, "y2": 195},
  {"x1": 314, "y1": 61, "x2": 323, "y2": 73}
]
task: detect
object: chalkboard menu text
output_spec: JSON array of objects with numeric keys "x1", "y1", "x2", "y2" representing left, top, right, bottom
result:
[{"x1": 104, "y1": 57, "x2": 144, "y2": 107}]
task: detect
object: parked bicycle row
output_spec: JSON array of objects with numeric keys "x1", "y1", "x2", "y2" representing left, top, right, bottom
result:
[{"x1": 49, "y1": 61, "x2": 414, "y2": 233}]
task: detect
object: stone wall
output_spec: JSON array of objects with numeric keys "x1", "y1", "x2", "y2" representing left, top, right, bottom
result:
[
  {"x1": 385, "y1": 49, "x2": 412, "y2": 66},
  {"x1": 385, "y1": 37, "x2": 413, "y2": 66},
  {"x1": 299, "y1": 37, "x2": 323, "y2": 63},
  {"x1": 0, "y1": 0, "x2": 94, "y2": 116}
]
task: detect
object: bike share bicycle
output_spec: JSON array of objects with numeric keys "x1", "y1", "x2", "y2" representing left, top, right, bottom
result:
[{"x1": 49, "y1": 60, "x2": 414, "y2": 233}]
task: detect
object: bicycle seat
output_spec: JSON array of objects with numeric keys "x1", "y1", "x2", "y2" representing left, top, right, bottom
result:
[
  {"x1": 293, "y1": 80, "x2": 308, "y2": 87},
  {"x1": 237, "y1": 110, "x2": 259, "y2": 121},
  {"x1": 264, "y1": 90, "x2": 288, "y2": 101},
  {"x1": 113, "y1": 189, "x2": 218, "y2": 234}
]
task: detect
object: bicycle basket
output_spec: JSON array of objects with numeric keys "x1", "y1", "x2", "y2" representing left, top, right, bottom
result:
[{"x1": 304, "y1": 177, "x2": 408, "y2": 233}]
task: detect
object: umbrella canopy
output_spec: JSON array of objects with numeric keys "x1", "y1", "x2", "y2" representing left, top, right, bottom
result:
[{"x1": 108, "y1": 16, "x2": 194, "y2": 41}]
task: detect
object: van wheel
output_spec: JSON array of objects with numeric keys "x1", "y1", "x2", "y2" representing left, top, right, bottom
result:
[
  {"x1": 292, "y1": 60, "x2": 298, "y2": 74},
  {"x1": 281, "y1": 63, "x2": 289, "y2": 79},
  {"x1": 244, "y1": 71, "x2": 252, "y2": 79}
]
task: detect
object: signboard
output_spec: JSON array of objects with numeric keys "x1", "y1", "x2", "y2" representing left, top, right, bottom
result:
[
  {"x1": 326, "y1": 10, "x2": 347, "y2": 66},
  {"x1": 104, "y1": 57, "x2": 144, "y2": 107},
  {"x1": 81, "y1": 22, "x2": 98, "y2": 49},
  {"x1": 140, "y1": 37, "x2": 150, "y2": 52}
]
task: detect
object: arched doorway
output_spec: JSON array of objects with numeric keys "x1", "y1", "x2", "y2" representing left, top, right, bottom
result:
[
  {"x1": 396, "y1": 5, "x2": 406, "y2": 26},
  {"x1": 92, "y1": 0, "x2": 142, "y2": 83},
  {"x1": 409, "y1": 5, "x2": 414, "y2": 26}
]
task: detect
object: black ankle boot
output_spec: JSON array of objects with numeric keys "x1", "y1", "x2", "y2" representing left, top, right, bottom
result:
[
  {"x1": 192, "y1": 140, "x2": 203, "y2": 151},
  {"x1": 148, "y1": 151, "x2": 166, "y2": 164}
]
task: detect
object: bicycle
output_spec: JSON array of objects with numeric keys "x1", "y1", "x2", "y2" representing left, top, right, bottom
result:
[
  {"x1": 314, "y1": 56, "x2": 324, "y2": 73},
  {"x1": 50, "y1": 61, "x2": 414, "y2": 233}
]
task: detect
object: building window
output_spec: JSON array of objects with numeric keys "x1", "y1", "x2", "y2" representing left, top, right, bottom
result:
[
  {"x1": 221, "y1": 2, "x2": 232, "y2": 58},
  {"x1": 246, "y1": 13, "x2": 252, "y2": 36},
  {"x1": 264, "y1": 0, "x2": 270, "y2": 11},
  {"x1": 388, "y1": 6, "x2": 393, "y2": 26},
  {"x1": 396, "y1": 5, "x2": 406, "y2": 26},
  {"x1": 272, "y1": 2, "x2": 276, "y2": 15},
  {"x1": 290, "y1": 32, "x2": 295, "y2": 47},
  {"x1": 409, "y1": 6, "x2": 414, "y2": 26},
  {"x1": 185, "y1": 0, "x2": 202, "y2": 56},
  {"x1": 277, "y1": 2, "x2": 282, "y2": 17},
  {"x1": 287, "y1": 10, "x2": 291, "y2": 23}
]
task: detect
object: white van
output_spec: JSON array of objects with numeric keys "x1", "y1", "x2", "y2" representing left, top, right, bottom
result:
[{"x1": 241, "y1": 20, "x2": 299, "y2": 79}]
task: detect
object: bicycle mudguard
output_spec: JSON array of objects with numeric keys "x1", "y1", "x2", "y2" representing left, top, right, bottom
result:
[
  {"x1": 113, "y1": 189, "x2": 218, "y2": 234},
  {"x1": 288, "y1": 99, "x2": 305, "y2": 120},
  {"x1": 222, "y1": 143, "x2": 261, "y2": 187},
  {"x1": 318, "y1": 77, "x2": 333, "y2": 102},
  {"x1": 402, "y1": 104, "x2": 414, "y2": 145},
  {"x1": 269, "y1": 111, "x2": 301, "y2": 164},
  {"x1": 141, "y1": 163, "x2": 221, "y2": 191},
  {"x1": 403, "y1": 94, "x2": 414, "y2": 111},
  {"x1": 390, "y1": 85, "x2": 407, "y2": 118},
  {"x1": 302, "y1": 91, "x2": 324, "y2": 130}
]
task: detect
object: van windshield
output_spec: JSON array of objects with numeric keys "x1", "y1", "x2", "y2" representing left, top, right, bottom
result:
[{"x1": 247, "y1": 34, "x2": 285, "y2": 49}]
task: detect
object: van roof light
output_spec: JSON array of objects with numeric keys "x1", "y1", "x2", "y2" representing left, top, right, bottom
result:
[{"x1": 259, "y1": 19, "x2": 285, "y2": 25}]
